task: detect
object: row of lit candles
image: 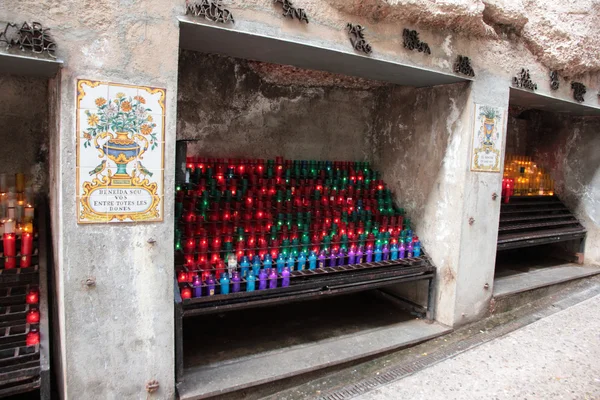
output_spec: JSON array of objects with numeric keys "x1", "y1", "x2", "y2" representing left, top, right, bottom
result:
[
  {"x1": 177, "y1": 239, "x2": 421, "y2": 291},
  {"x1": 502, "y1": 177, "x2": 555, "y2": 202},
  {"x1": 182, "y1": 172, "x2": 388, "y2": 186},
  {"x1": 25, "y1": 287, "x2": 40, "y2": 346},
  {"x1": 175, "y1": 186, "x2": 393, "y2": 208},
  {"x1": 179, "y1": 269, "x2": 292, "y2": 299},
  {"x1": 178, "y1": 202, "x2": 399, "y2": 220},
  {"x1": 180, "y1": 212, "x2": 403, "y2": 230},
  {"x1": 179, "y1": 227, "x2": 405, "y2": 243},
  {"x1": 186, "y1": 156, "x2": 372, "y2": 166},
  {"x1": 178, "y1": 221, "x2": 409, "y2": 243},
  {"x1": 184, "y1": 157, "x2": 375, "y2": 173},
  {"x1": 178, "y1": 208, "x2": 398, "y2": 227},
  {"x1": 181, "y1": 210, "x2": 399, "y2": 225},
  {"x1": 1, "y1": 202, "x2": 35, "y2": 233},
  {"x1": 180, "y1": 231, "x2": 410, "y2": 251},
  {"x1": 0, "y1": 173, "x2": 30, "y2": 194},
  {"x1": 185, "y1": 174, "x2": 383, "y2": 188},
  {"x1": 179, "y1": 195, "x2": 394, "y2": 210},
  {"x1": 185, "y1": 163, "x2": 380, "y2": 177},
  {"x1": 179, "y1": 234, "x2": 418, "y2": 267},
  {"x1": 1, "y1": 219, "x2": 35, "y2": 268}
]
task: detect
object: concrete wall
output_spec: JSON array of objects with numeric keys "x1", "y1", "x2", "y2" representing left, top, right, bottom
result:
[
  {"x1": 0, "y1": 75, "x2": 49, "y2": 191},
  {"x1": 1, "y1": 2, "x2": 182, "y2": 399},
  {"x1": 373, "y1": 83, "x2": 471, "y2": 323},
  {"x1": 178, "y1": 51, "x2": 378, "y2": 162},
  {"x1": 454, "y1": 73, "x2": 509, "y2": 323}
]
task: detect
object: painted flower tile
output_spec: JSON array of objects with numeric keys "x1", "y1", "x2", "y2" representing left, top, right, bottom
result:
[
  {"x1": 78, "y1": 83, "x2": 109, "y2": 110},
  {"x1": 76, "y1": 79, "x2": 166, "y2": 223}
]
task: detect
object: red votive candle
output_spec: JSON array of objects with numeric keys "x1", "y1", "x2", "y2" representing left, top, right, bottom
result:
[
  {"x1": 185, "y1": 255, "x2": 197, "y2": 271},
  {"x1": 26, "y1": 308, "x2": 40, "y2": 324},
  {"x1": 184, "y1": 238, "x2": 195, "y2": 255},
  {"x1": 26, "y1": 288, "x2": 39, "y2": 304},
  {"x1": 26, "y1": 329, "x2": 40, "y2": 346},
  {"x1": 181, "y1": 287, "x2": 192, "y2": 300},
  {"x1": 20, "y1": 232, "x2": 33, "y2": 268},
  {"x1": 3, "y1": 219, "x2": 16, "y2": 269}
]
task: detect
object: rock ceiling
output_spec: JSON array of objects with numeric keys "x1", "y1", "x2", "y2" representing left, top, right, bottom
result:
[{"x1": 325, "y1": 0, "x2": 600, "y2": 76}]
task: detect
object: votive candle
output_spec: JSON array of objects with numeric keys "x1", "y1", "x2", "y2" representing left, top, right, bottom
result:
[
  {"x1": 20, "y1": 232, "x2": 33, "y2": 268},
  {"x1": 3, "y1": 219, "x2": 16, "y2": 269},
  {"x1": 15, "y1": 173, "x2": 25, "y2": 193}
]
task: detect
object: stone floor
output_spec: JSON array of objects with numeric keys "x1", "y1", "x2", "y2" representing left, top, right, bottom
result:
[
  {"x1": 356, "y1": 294, "x2": 600, "y2": 400},
  {"x1": 178, "y1": 292, "x2": 450, "y2": 399},
  {"x1": 256, "y1": 275, "x2": 600, "y2": 400}
]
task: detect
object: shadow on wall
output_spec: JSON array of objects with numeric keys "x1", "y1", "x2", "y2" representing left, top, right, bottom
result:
[
  {"x1": 176, "y1": 50, "x2": 381, "y2": 163},
  {"x1": 509, "y1": 109, "x2": 600, "y2": 264},
  {"x1": 373, "y1": 83, "x2": 471, "y2": 235},
  {"x1": 0, "y1": 75, "x2": 49, "y2": 193},
  {"x1": 371, "y1": 83, "x2": 471, "y2": 305}
]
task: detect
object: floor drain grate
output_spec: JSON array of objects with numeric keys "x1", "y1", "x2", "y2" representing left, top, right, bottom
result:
[{"x1": 318, "y1": 285, "x2": 600, "y2": 400}]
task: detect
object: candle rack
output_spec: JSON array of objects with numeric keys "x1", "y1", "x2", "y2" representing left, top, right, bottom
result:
[
  {"x1": 0, "y1": 186, "x2": 49, "y2": 398},
  {"x1": 178, "y1": 256, "x2": 434, "y2": 316},
  {"x1": 0, "y1": 232, "x2": 40, "y2": 273},
  {"x1": 175, "y1": 155, "x2": 433, "y2": 309},
  {"x1": 174, "y1": 151, "x2": 438, "y2": 386}
]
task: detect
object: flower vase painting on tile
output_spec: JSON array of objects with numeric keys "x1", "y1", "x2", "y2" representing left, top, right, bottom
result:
[{"x1": 76, "y1": 79, "x2": 165, "y2": 223}]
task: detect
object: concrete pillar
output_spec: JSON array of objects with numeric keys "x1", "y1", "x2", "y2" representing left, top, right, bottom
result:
[
  {"x1": 452, "y1": 74, "x2": 510, "y2": 324},
  {"x1": 2, "y1": 2, "x2": 182, "y2": 398}
]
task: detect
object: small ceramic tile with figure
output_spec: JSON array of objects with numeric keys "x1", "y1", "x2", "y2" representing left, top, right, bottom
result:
[
  {"x1": 76, "y1": 79, "x2": 166, "y2": 223},
  {"x1": 470, "y1": 103, "x2": 506, "y2": 173}
]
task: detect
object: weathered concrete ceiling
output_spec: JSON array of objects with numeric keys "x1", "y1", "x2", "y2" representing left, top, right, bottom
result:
[
  {"x1": 325, "y1": 0, "x2": 600, "y2": 76},
  {"x1": 247, "y1": 61, "x2": 389, "y2": 89}
]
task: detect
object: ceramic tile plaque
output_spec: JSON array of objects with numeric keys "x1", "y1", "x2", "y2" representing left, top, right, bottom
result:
[
  {"x1": 76, "y1": 79, "x2": 165, "y2": 223},
  {"x1": 470, "y1": 103, "x2": 505, "y2": 173}
]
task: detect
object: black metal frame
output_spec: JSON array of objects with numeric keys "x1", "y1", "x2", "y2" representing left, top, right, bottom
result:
[{"x1": 174, "y1": 255, "x2": 436, "y2": 384}]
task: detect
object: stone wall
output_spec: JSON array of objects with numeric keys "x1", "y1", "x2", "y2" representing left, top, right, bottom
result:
[
  {"x1": 0, "y1": 75, "x2": 48, "y2": 192},
  {"x1": 505, "y1": 109, "x2": 529, "y2": 155},
  {"x1": 178, "y1": 51, "x2": 379, "y2": 162}
]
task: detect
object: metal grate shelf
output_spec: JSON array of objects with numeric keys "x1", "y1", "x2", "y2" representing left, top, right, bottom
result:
[
  {"x1": 180, "y1": 256, "x2": 434, "y2": 317},
  {"x1": 0, "y1": 266, "x2": 40, "y2": 287},
  {"x1": 498, "y1": 195, "x2": 586, "y2": 251}
]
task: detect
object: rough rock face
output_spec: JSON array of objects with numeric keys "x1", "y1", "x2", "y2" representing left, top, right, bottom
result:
[
  {"x1": 325, "y1": 0, "x2": 493, "y2": 36},
  {"x1": 325, "y1": 0, "x2": 600, "y2": 76},
  {"x1": 482, "y1": 0, "x2": 528, "y2": 33},
  {"x1": 521, "y1": 0, "x2": 600, "y2": 77}
]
